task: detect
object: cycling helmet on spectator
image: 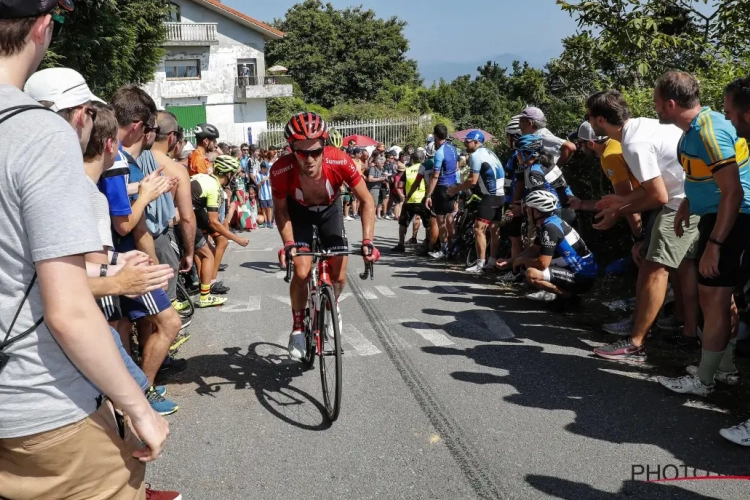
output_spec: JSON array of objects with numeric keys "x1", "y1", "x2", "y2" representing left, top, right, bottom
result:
[
  {"x1": 194, "y1": 123, "x2": 219, "y2": 140},
  {"x1": 515, "y1": 133, "x2": 545, "y2": 164},
  {"x1": 464, "y1": 130, "x2": 485, "y2": 144},
  {"x1": 426, "y1": 134, "x2": 434, "y2": 143},
  {"x1": 505, "y1": 115, "x2": 522, "y2": 138},
  {"x1": 524, "y1": 190, "x2": 558, "y2": 214},
  {"x1": 328, "y1": 127, "x2": 343, "y2": 148},
  {"x1": 425, "y1": 141, "x2": 436, "y2": 158},
  {"x1": 285, "y1": 111, "x2": 329, "y2": 143},
  {"x1": 213, "y1": 154, "x2": 240, "y2": 175}
]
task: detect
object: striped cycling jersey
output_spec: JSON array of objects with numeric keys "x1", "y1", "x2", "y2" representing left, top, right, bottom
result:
[{"x1": 536, "y1": 214, "x2": 598, "y2": 277}]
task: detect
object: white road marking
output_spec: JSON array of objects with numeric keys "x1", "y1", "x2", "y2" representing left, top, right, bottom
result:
[
  {"x1": 343, "y1": 324, "x2": 381, "y2": 356},
  {"x1": 270, "y1": 295, "x2": 291, "y2": 306},
  {"x1": 440, "y1": 286, "x2": 461, "y2": 293},
  {"x1": 220, "y1": 296, "x2": 261, "y2": 313},
  {"x1": 362, "y1": 289, "x2": 378, "y2": 300},
  {"x1": 375, "y1": 285, "x2": 395, "y2": 297},
  {"x1": 400, "y1": 286, "x2": 430, "y2": 295},
  {"x1": 234, "y1": 247, "x2": 274, "y2": 253},
  {"x1": 338, "y1": 292, "x2": 352, "y2": 302},
  {"x1": 398, "y1": 318, "x2": 454, "y2": 347},
  {"x1": 520, "y1": 323, "x2": 590, "y2": 332},
  {"x1": 476, "y1": 310, "x2": 515, "y2": 339}
]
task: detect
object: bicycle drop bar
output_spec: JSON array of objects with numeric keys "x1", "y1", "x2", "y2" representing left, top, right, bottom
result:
[{"x1": 284, "y1": 250, "x2": 375, "y2": 283}]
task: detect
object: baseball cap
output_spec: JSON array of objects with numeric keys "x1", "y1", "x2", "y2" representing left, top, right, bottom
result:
[
  {"x1": 25, "y1": 68, "x2": 104, "y2": 112},
  {"x1": 519, "y1": 106, "x2": 546, "y2": 125},
  {"x1": 180, "y1": 141, "x2": 195, "y2": 160},
  {"x1": 0, "y1": 0, "x2": 73, "y2": 19},
  {"x1": 577, "y1": 121, "x2": 608, "y2": 142}
]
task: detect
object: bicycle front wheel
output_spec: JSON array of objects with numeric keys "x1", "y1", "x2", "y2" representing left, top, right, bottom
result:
[
  {"x1": 176, "y1": 279, "x2": 195, "y2": 319},
  {"x1": 318, "y1": 285, "x2": 342, "y2": 421}
]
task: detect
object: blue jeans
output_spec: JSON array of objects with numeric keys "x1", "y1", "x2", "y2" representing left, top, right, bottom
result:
[{"x1": 110, "y1": 326, "x2": 149, "y2": 392}]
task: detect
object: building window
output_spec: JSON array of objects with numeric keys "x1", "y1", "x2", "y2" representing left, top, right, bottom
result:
[
  {"x1": 166, "y1": 2, "x2": 181, "y2": 22},
  {"x1": 236, "y1": 59, "x2": 258, "y2": 86},
  {"x1": 165, "y1": 60, "x2": 200, "y2": 80}
]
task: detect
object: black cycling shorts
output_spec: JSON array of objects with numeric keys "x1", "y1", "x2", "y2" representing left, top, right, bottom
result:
[
  {"x1": 476, "y1": 195, "x2": 505, "y2": 224},
  {"x1": 175, "y1": 221, "x2": 207, "y2": 251},
  {"x1": 399, "y1": 203, "x2": 433, "y2": 228},
  {"x1": 696, "y1": 213, "x2": 750, "y2": 288},
  {"x1": 543, "y1": 266, "x2": 595, "y2": 295},
  {"x1": 432, "y1": 185, "x2": 457, "y2": 216},
  {"x1": 287, "y1": 195, "x2": 348, "y2": 252}
]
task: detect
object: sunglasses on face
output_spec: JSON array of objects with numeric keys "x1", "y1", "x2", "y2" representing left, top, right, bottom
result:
[
  {"x1": 144, "y1": 125, "x2": 161, "y2": 135},
  {"x1": 293, "y1": 147, "x2": 324, "y2": 159},
  {"x1": 76, "y1": 105, "x2": 96, "y2": 121}
]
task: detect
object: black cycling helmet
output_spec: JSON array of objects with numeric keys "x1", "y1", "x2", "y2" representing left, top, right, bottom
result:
[{"x1": 194, "y1": 123, "x2": 219, "y2": 141}]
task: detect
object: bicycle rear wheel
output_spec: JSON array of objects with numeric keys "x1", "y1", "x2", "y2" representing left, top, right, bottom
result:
[
  {"x1": 318, "y1": 286, "x2": 342, "y2": 421},
  {"x1": 176, "y1": 279, "x2": 195, "y2": 319}
]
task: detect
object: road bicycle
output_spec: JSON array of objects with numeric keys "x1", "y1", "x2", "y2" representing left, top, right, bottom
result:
[{"x1": 284, "y1": 228, "x2": 374, "y2": 422}]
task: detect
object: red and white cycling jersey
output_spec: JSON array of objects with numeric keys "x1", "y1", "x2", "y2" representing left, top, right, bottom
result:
[{"x1": 270, "y1": 146, "x2": 362, "y2": 206}]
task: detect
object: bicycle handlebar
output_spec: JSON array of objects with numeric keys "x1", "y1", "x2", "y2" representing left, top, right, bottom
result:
[{"x1": 283, "y1": 249, "x2": 375, "y2": 283}]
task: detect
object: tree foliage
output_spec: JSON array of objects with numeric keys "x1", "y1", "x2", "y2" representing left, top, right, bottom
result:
[
  {"x1": 266, "y1": 0, "x2": 420, "y2": 108},
  {"x1": 42, "y1": 0, "x2": 168, "y2": 101}
]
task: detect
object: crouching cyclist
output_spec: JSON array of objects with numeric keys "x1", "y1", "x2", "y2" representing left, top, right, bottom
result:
[{"x1": 511, "y1": 191, "x2": 598, "y2": 302}]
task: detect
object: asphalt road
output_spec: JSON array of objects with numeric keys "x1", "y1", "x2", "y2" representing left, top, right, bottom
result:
[{"x1": 148, "y1": 218, "x2": 750, "y2": 499}]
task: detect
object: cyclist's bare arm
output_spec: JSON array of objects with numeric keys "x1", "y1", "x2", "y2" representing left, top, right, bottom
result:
[
  {"x1": 350, "y1": 179, "x2": 375, "y2": 242},
  {"x1": 273, "y1": 195, "x2": 295, "y2": 244}
]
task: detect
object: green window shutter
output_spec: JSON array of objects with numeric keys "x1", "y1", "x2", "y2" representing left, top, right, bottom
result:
[{"x1": 166, "y1": 104, "x2": 207, "y2": 142}]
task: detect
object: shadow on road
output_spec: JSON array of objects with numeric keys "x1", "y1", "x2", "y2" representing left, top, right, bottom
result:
[
  {"x1": 239, "y1": 261, "x2": 279, "y2": 274},
  {"x1": 166, "y1": 343, "x2": 331, "y2": 431},
  {"x1": 421, "y1": 325, "x2": 749, "y2": 477},
  {"x1": 525, "y1": 474, "x2": 724, "y2": 500}
]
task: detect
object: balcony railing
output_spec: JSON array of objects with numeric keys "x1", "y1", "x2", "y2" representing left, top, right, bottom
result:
[
  {"x1": 234, "y1": 76, "x2": 294, "y2": 99},
  {"x1": 164, "y1": 22, "x2": 218, "y2": 45},
  {"x1": 235, "y1": 75, "x2": 293, "y2": 87}
]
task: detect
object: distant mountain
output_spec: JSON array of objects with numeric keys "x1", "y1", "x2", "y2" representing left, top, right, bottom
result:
[{"x1": 418, "y1": 50, "x2": 560, "y2": 86}]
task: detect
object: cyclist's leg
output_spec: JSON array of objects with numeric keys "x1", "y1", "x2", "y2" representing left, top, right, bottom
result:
[
  {"x1": 212, "y1": 234, "x2": 229, "y2": 280},
  {"x1": 526, "y1": 266, "x2": 571, "y2": 297},
  {"x1": 488, "y1": 197, "x2": 505, "y2": 263},
  {"x1": 475, "y1": 197, "x2": 497, "y2": 264},
  {"x1": 318, "y1": 197, "x2": 349, "y2": 297}
]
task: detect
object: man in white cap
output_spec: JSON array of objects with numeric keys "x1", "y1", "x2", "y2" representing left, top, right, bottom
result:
[
  {"x1": 25, "y1": 67, "x2": 104, "y2": 152},
  {"x1": 0, "y1": 2, "x2": 169, "y2": 498},
  {"x1": 518, "y1": 106, "x2": 577, "y2": 168}
]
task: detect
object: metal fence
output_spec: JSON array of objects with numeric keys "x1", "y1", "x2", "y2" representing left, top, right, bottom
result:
[{"x1": 258, "y1": 116, "x2": 425, "y2": 149}]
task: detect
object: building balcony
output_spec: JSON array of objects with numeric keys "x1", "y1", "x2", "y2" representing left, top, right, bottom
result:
[
  {"x1": 164, "y1": 22, "x2": 218, "y2": 46},
  {"x1": 234, "y1": 75, "x2": 293, "y2": 99}
]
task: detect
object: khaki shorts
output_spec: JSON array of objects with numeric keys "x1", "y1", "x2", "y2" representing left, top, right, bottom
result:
[
  {"x1": 644, "y1": 206, "x2": 699, "y2": 268},
  {"x1": 0, "y1": 402, "x2": 146, "y2": 500}
]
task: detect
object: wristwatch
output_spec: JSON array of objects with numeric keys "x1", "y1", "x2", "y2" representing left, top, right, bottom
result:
[{"x1": 99, "y1": 264, "x2": 108, "y2": 277}]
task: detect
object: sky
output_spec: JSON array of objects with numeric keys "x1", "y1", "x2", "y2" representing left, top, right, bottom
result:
[{"x1": 225, "y1": 0, "x2": 580, "y2": 65}]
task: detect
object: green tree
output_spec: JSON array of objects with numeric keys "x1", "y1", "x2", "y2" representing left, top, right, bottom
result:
[
  {"x1": 266, "y1": 0, "x2": 421, "y2": 108},
  {"x1": 43, "y1": 0, "x2": 169, "y2": 100}
]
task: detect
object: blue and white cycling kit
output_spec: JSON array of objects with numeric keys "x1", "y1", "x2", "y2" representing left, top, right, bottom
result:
[
  {"x1": 469, "y1": 147, "x2": 504, "y2": 196},
  {"x1": 536, "y1": 214, "x2": 598, "y2": 293},
  {"x1": 433, "y1": 142, "x2": 459, "y2": 187}
]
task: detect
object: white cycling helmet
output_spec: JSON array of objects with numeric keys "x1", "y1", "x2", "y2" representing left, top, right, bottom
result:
[
  {"x1": 524, "y1": 190, "x2": 558, "y2": 213},
  {"x1": 425, "y1": 142, "x2": 436, "y2": 158},
  {"x1": 505, "y1": 115, "x2": 522, "y2": 137},
  {"x1": 426, "y1": 134, "x2": 434, "y2": 143}
]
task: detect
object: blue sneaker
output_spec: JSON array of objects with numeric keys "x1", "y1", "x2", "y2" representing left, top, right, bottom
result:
[
  {"x1": 146, "y1": 386, "x2": 178, "y2": 415},
  {"x1": 154, "y1": 385, "x2": 167, "y2": 397}
]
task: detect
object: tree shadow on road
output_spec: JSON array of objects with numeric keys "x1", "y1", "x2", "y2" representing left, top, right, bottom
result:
[
  {"x1": 239, "y1": 261, "x2": 279, "y2": 274},
  {"x1": 166, "y1": 343, "x2": 332, "y2": 431},
  {"x1": 421, "y1": 334, "x2": 749, "y2": 477},
  {"x1": 525, "y1": 474, "x2": 725, "y2": 500}
]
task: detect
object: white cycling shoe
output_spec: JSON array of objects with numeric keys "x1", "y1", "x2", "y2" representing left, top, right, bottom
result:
[{"x1": 288, "y1": 330, "x2": 307, "y2": 360}]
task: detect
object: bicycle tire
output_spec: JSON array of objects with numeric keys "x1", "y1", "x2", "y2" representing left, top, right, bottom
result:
[
  {"x1": 465, "y1": 244, "x2": 478, "y2": 268},
  {"x1": 318, "y1": 286, "x2": 342, "y2": 421},
  {"x1": 175, "y1": 280, "x2": 195, "y2": 319},
  {"x1": 303, "y1": 307, "x2": 315, "y2": 369}
]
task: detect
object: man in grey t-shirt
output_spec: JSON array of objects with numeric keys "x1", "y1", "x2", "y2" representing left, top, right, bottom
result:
[
  {"x1": 518, "y1": 106, "x2": 578, "y2": 168},
  {"x1": 0, "y1": 4, "x2": 168, "y2": 498}
]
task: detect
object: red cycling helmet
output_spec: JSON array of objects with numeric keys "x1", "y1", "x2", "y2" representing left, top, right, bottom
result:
[{"x1": 284, "y1": 112, "x2": 329, "y2": 143}]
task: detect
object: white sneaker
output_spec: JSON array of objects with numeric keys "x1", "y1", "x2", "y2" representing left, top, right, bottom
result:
[
  {"x1": 344, "y1": 216, "x2": 354, "y2": 221},
  {"x1": 497, "y1": 270, "x2": 521, "y2": 283},
  {"x1": 686, "y1": 365, "x2": 739, "y2": 385},
  {"x1": 429, "y1": 250, "x2": 446, "y2": 259},
  {"x1": 465, "y1": 263, "x2": 484, "y2": 274},
  {"x1": 525, "y1": 291, "x2": 557, "y2": 302},
  {"x1": 657, "y1": 374, "x2": 714, "y2": 397},
  {"x1": 720, "y1": 419, "x2": 750, "y2": 446},
  {"x1": 288, "y1": 330, "x2": 307, "y2": 360},
  {"x1": 602, "y1": 316, "x2": 634, "y2": 336}
]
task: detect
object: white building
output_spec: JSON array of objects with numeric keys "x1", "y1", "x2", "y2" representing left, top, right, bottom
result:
[{"x1": 142, "y1": 0, "x2": 292, "y2": 145}]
